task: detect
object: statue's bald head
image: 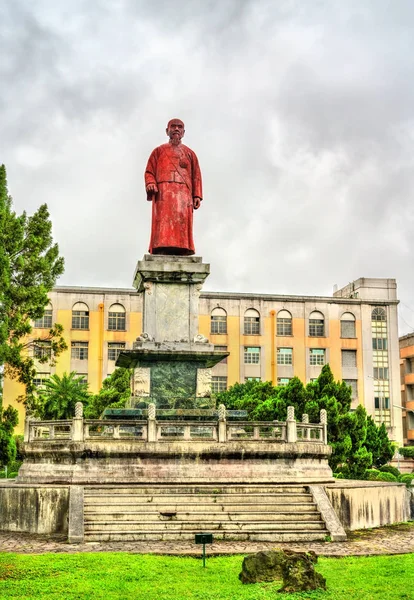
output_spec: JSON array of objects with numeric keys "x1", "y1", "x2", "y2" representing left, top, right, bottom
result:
[
  {"x1": 166, "y1": 119, "x2": 185, "y2": 144},
  {"x1": 167, "y1": 118, "x2": 184, "y2": 129}
]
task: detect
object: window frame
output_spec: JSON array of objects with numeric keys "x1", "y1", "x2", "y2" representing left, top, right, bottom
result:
[
  {"x1": 211, "y1": 376, "x2": 227, "y2": 393},
  {"x1": 309, "y1": 348, "x2": 325, "y2": 366},
  {"x1": 108, "y1": 342, "x2": 126, "y2": 362},
  {"x1": 72, "y1": 303, "x2": 90, "y2": 330},
  {"x1": 244, "y1": 309, "x2": 260, "y2": 335},
  {"x1": 211, "y1": 315, "x2": 227, "y2": 335},
  {"x1": 244, "y1": 346, "x2": 260, "y2": 364},
  {"x1": 341, "y1": 349, "x2": 357, "y2": 368},
  {"x1": 276, "y1": 312, "x2": 292, "y2": 336},
  {"x1": 309, "y1": 319, "x2": 324, "y2": 337},
  {"x1": 34, "y1": 307, "x2": 53, "y2": 329},
  {"x1": 277, "y1": 347, "x2": 293, "y2": 366},
  {"x1": 71, "y1": 341, "x2": 89, "y2": 360}
]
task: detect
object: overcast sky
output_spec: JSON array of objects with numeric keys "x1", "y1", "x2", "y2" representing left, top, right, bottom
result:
[{"x1": 1, "y1": 0, "x2": 414, "y2": 333}]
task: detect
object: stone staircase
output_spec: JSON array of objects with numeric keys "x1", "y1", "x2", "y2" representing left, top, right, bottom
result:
[{"x1": 83, "y1": 485, "x2": 330, "y2": 542}]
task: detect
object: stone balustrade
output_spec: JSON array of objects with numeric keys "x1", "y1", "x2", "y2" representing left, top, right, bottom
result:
[{"x1": 25, "y1": 405, "x2": 328, "y2": 445}]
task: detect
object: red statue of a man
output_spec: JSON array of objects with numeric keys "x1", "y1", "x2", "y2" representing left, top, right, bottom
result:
[{"x1": 145, "y1": 119, "x2": 202, "y2": 255}]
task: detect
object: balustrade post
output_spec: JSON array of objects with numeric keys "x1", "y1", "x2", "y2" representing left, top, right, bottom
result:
[
  {"x1": 147, "y1": 403, "x2": 157, "y2": 442},
  {"x1": 113, "y1": 425, "x2": 120, "y2": 439},
  {"x1": 72, "y1": 402, "x2": 84, "y2": 442},
  {"x1": 218, "y1": 404, "x2": 227, "y2": 443},
  {"x1": 320, "y1": 409, "x2": 327, "y2": 444},
  {"x1": 24, "y1": 416, "x2": 32, "y2": 443},
  {"x1": 302, "y1": 413, "x2": 310, "y2": 440},
  {"x1": 49, "y1": 425, "x2": 55, "y2": 439},
  {"x1": 183, "y1": 425, "x2": 191, "y2": 440},
  {"x1": 286, "y1": 405, "x2": 297, "y2": 443}
]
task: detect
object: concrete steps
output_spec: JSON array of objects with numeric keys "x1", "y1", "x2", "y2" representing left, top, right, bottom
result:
[{"x1": 83, "y1": 485, "x2": 329, "y2": 542}]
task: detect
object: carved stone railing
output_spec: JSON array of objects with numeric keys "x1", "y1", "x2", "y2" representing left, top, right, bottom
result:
[
  {"x1": 25, "y1": 406, "x2": 328, "y2": 445},
  {"x1": 226, "y1": 422, "x2": 287, "y2": 442},
  {"x1": 28, "y1": 420, "x2": 73, "y2": 441}
]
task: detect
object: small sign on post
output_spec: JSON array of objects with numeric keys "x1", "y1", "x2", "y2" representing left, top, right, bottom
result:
[{"x1": 195, "y1": 533, "x2": 213, "y2": 567}]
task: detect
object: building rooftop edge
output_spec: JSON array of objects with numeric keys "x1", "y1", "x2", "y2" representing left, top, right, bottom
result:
[
  {"x1": 52, "y1": 286, "x2": 399, "y2": 305},
  {"x1": 399, "y1": 332, "x2": 414, "y2": 342}
]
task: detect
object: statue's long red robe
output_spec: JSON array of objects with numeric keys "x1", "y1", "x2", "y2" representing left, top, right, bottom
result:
[{"x1": 145, "y1": 142, "x2": 203, "y2": 255}]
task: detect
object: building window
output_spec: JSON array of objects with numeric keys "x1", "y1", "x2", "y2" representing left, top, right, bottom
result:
[
  {"x1": 244, "y1": 308, "x2": 260, "y2": 335},
  {"x1": 374, "y1": 367, "x2": 389, "y2": 380},
  {"x1": 211, "y1": 307, "x2": 227, "y2": 334},
  {"x1": 372, "y1": 307, "x2": 386, "y2": 321},
  {"x1": 108, "y1": 304, "x2": 126, "y2": 331},
  {"x1": 33, "y1": 373, "x2": 49, "y2": 388},
  {"x1": 72, "y1": 302, "x2": 89, "y2": 330},
  {"x1": 309, "y1": 348, "x2": 325, "y2": 366},
  {"x1": 309, "y1": 311, "x2": 325, "y2": 337},
  {"x1": 341, "y1": 350, "x2": 357, "y2": 368},
  {"x1": 277, "y1": 310, "x2": 292, "y2": 336},
  {"x1": 374, "y1": 379, "x2": 390, "y2": 425},
  {"x1": 340, "y1": 312, "x2": 356, "y2": 338},
  {"x1": 244, "y1": 347, "x2": 260, "y2": 364},
  {"x1": 343, "y1": 379, "x2": 358, "y2": 398},
  {"x1": 277, "y1": 347, "x2": 293, "y2": 365},
  {"x1": 33, "y1": 341, "x2": 52, "y2": 360},
  {"x1": 214, "y1": 345, "x2": 228, "y2": 364},
  {"x1": 374, "y1": 397, "x2": 390, "y2": 410},
  {"x1": 34, "y1": 304, "x2": 53, "y2": 329},
  {"x1": 246, "y1": 377, "x2": 261, "y2": 382},
  {"x1": 372, "y1": 338, "x2": 388, "y2": 351},
  {"x1": 373, "y1": 351, "x2": 388, "y2": 372},
  {"x1": 374, "y1": 398, "x2": 391, "y2": 427},
  {"x1": 71, "y1": 342, "x2": 89, "y2": 360},
  {"x1": 77, "y1": 373, "x2": 88, "y2": 384},
  {"x1": 108, "y1": 342, "x2": 126, "y2": 361},
  {"x1": 211, "y1": 376, "x2": 227, "y2": 393},
  {"x1": 277, "y1": 377, "x2": 291, "y2": 386}
]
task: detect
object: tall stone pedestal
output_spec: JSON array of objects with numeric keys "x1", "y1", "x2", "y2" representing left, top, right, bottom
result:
[{"x1": 117, "y1": 255, "x2": 228, "y2": 409}]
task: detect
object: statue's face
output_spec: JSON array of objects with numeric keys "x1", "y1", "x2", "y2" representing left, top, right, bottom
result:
[{"x1": 166, "y1": 120, "x2": 185, "y2": 142}]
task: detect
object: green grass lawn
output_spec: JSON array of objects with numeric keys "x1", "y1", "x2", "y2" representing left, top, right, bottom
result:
[{"x1": 0, "y1": 552, "x2": 412, "y2": 600}]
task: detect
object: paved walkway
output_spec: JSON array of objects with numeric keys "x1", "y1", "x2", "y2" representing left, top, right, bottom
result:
[{"x1": 0, "y1": 523, "x2": 413, "y2": 557}]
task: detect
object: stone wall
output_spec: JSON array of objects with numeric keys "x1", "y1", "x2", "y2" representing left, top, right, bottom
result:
[
  {"x1": 325, "y1": 480, "x2": 410, "y2": 530},
  {"x1": 0, "y1": 482, "x2": 69, "y2": 534}
]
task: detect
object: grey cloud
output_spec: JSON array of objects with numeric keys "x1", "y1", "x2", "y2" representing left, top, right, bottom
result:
[{"x1": 1, "y1": 0, "x2": 414, "y2": 334}]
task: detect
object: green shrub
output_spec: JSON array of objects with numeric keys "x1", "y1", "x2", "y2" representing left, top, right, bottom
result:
[
  {"x1": 379, "y1": 465, "x2": 400, "y2": 478},
  {"x1": 7, "y1": 471, "x2": 18, "y2": 478},
  {"x1": 364, "y1": 469, "x2": 380, "y2": 480},
  {"x1": 399, "y1": 474, "x2": 414, "y2": 486},
  {"x1": 398, "y1": 446, "x2": 414, "y2": 458},
  {"x1": 7, "y1": 460, "x2": 22, "y2": 473},
  {"x1": 334, "y1": 472, "x2": 345, "y2": 479},
  {"x1": 375, "y1": 472, "x2": 398, "y2": 482}
]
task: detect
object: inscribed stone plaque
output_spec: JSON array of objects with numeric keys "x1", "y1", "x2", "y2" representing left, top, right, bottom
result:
[
  {"x1": 196, "y1": 368, "x2": 212, "y2": 398},
  {"x1": 155, "y1": 284, "x2": 190, "y2": 342},
  {"x1": 133, "y1": 367, "x2": 151, "y2": 396}
]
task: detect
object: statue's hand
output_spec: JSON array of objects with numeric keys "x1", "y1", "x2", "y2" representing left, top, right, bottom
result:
[
  {"x1": 193, "y1": 197, "x2": 201, "y2": 210},
  {"x1": 146, "y1": 183, "x2": 158, "y2": 194}
]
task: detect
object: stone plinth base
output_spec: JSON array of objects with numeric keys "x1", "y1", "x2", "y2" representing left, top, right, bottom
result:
[
  {"x1": 0, "y1": 481, "x2": 69, "y2": 534},
  {"x1": 325, "y1": 480, "x2": 411, "y2": 530},
  {"x1": 17, "y1": 440, "x2": 334, "y2": 485}
]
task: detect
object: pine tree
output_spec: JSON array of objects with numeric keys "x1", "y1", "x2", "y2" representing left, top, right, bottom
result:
[
  {"x1": 0, "y1": 164, "x2": 66, "y2": 403},
  {"x1": 217, "y1": 364, "x2": 394, "y2": 477}
]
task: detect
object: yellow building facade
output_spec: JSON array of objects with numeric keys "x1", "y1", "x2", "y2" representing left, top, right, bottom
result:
[
  {"x1": 399, "y1": 333, "x2": 414, "y2": 445},
  {"x1": 3, "y1": 277, "x2": 403, "y2": 442}
]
